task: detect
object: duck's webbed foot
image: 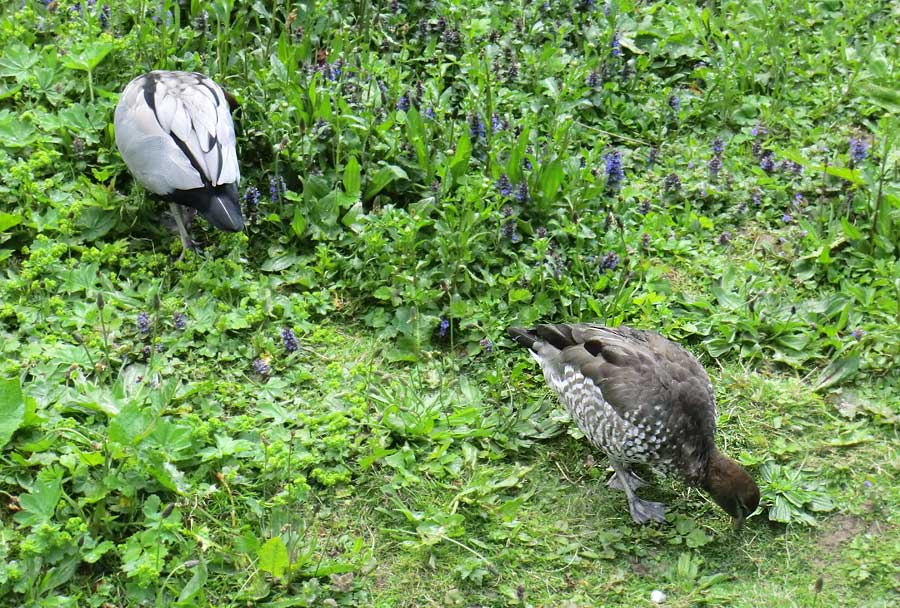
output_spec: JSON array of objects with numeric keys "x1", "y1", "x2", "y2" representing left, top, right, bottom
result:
[
  {"x1": 609, "y1": 462, "x2": 667, "y2": 525},
  {"x1": 627, "y1": 495, "x2": 668, "y2": 524}
]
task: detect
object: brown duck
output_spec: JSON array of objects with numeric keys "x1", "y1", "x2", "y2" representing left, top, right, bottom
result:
[{"x1": 508, "y1": 324, "x2": 759, "y2": 526}]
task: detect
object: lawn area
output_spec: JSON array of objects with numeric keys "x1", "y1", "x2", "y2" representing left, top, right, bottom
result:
[{"x1": 0, "y1": 1, "x2": 898, "y2": 606}]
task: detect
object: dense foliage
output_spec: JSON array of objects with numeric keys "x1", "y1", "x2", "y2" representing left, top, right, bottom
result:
[{"x1": 0, "y1": 0, "x2": 897, "y2": 606}]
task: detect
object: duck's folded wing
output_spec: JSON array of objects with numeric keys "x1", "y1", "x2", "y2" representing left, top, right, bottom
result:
[
  {"x1": 153, "y1": 73, "x2": 239, "y2": 188},
  {"x1": 114, "y1": 78, "x2": 203, "y2": 195},
  {"x1": 540, "y1": 324, "x2": 716, "y2": 434}
]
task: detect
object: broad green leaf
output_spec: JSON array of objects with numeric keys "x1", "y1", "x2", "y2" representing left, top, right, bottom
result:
[
  {"x1": 769, "y1": 495, "x2": 792, "y2": 523},
  {"x1": 343, "y1": 156, "x2": 361, "y2": 197},
  {"x1": 58, "y1": 103, "x2": 108, "y2": 141},
  {"x1": 13, "y1": 467, "x2": 63, "y2": 525},
  {"x1": 704, "y1": 337, "x2": 734, "y2": 358},
  {"x1": 261, "y1": 252, "x2": 300, "y2": 272},
  {"x1": 63, "y1": 42, "x2": 114, "y2": 72},
  {"x1": 840, "y1": 218, "x2": 862, "y2": 240},
  {"x1": 539, "y1": 159, "x2": 564, "y2": 203},
  {"x1": 685, "y1": 527, "x2": 712, "y2": 548},
  {"x1": 815, "y1": 356, "x2": 860, "y2": 391},
  {"x1": 269, "y1": 52, "x2": 287, "y2": 80},
  {"x1": 304, "y1": 560, "x2": 356, "y2": 577},
  {"x1": 83, "y1": 540, "x2": 115, "y2": 563},
  {"x1": 364, "y1": 164, "x2": 408, "y2": 200},
  {"x1": 861, "y1": 82, "x2": 900, "y2": 114},
  {"x1": 291, "y1": 204, "x2": 307, "y2": 238},
  {"x1": 508, "y1": 288, "x2": 532, "y2": 304},
  {"x1": 0, "y1": 42, "x2": 39, "y2": 81},
  {"x1": 710, "y1": 285, "x2": 743, "y2": 310},
  {"x1": 0, "y1": 81, "x2": 22, "y2": 100},
  {"x1": 0, "y1": 377, "x2": 25, "y2": 447},
  {"x1": 341, "y1": 200, "x2": 364, "y2": 233},
  {"x1": 449, "y1": 131, "x2": 472, "y2": 181},
  {"x1": 373, "y1": 286, "x2": 394, "y2": 300},
  {"x1": 0, "y1": 212, "x2": 21, "y2": 232},
  {"x1": 0, "y1": 112, "x2": 37, "y2": 147},
  {"x1": 777, "y1": 148, "x2": 813, "y2": 167},
  {"x1": 824, "y1": 165, "x2": 864, "y2": 186},
  {"x1": 109, "y1": 402, "x2": 156, "y2": 446},
  {"x1": 776, "y1": 333, "x2": 809, "y2": 352},
  {"x1": 506, "y1": 126, "x2": 530, "y2": 182},
  {"x1": 258, "y1": 537, "x2": 290, "y2": 578},
  {"x1": 78, "y1": 207, "x2": 118, "y2": 241},
  {"x1": 147, "y1": 457, "x2": 187, "y2": 494},
  {"x1": 405, "y1": 107, "x2": 428, "y2": 169},
  {"x1": 178, "y1": 560, "x2": 208, "y2": 603}
]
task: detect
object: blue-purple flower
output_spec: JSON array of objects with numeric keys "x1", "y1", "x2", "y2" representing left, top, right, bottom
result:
[
  {"x1": 439, "y1": 318, "x2": 450, "y2": 337},
  {"x1": 760, "y1": 150, "x2": 775, "y2": 173},
  {"x1": 469, "y1": 114, "x2": 486, "y2": 139},
  {"x1": 424, "y1": 107, "x2": 435, "y2": 120},
  {"x1": 253, "y1": 357, "x2": 271, "y2": 375},
  {"x1": 502, "y1": 221, "x2": 521, "y2": 243},
  {"x1": 99, "y1": 4, "x2": 110, "y2": 28},
  {"x1": 281, "y1": 327, "x2": 299, "y2": 352},
  {"x1": 516, "y1": 181, "x2": 530, "y2": 203},
  {"x1": 137, "y1": 312, "x2": 151, "y2": 334},
  {"x1": 668, "y1": 95, "x2": 681, "y2": 112},
  {"x1": 497, "y1": 174, "x2": 513, "y2": 197},
  {"x1": 663, "y1": 172, "x2": 681, "y2": 191},
  {"x1": 604, "y1": 149, "x2": 624, "y2": 189},
  {"x1": 711, "y1": 137, "x2": 724, "y2": 156},
  {"x1": 396, "y1": 95, "x2": 410, "y2": 111},
  {"x1": 850, "y1": 328, "x2": 865, "y2": 341},
  {"x1": 244, "y1": 186, "x2": 260, "y2": 207},
  {"x1": 480, "y1": 338, "x2": 494, "y2": 352},
  {"x1": 173, "y1": 312, "x2": 187, "y2": 330},
  {"x1": 586, "y1": 70, "x2": 602, "y2": 88},
  {"x1": 708, "y1": 156, "x2": 722, "y2": 178},
  {"x1": 599, "y1": 252, "x2": 620, "y2": 271},
  {"x1": 269, "y1": 175, "x2": 286, "y2": 202},
  {"x1": 849, "y1": 138, "x2": 868, "y2": 165},
  {"x1": 610, "y1": 32, "x2": 622, "y2": 57},
  {"x1": 782, "y1": 213, "x2": 793, "y2": 224}
]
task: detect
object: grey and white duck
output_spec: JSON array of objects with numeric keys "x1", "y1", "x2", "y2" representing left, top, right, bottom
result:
[
  {"x1": 114, "y1": 70, "x2": 243, "y2": 251},
  {"x1": 508, "y1": 323, "x2": 759, "y2": 526}
]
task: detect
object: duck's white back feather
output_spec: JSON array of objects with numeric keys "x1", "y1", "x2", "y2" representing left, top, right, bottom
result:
[{"x1": 114, "y1": 71, "x2": 239, "y2": 196}]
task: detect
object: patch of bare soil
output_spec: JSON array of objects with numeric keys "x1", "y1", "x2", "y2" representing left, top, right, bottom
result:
[{"x1": 812, "y1": 510, "x2": 886, "y2": 569}]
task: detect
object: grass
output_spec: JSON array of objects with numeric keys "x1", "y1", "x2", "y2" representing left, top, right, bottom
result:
[{"x1": 1, "y1": 0, "x2": 899, "y2": 606}]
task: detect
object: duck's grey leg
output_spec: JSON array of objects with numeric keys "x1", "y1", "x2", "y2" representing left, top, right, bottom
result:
[
  {"x1": 610, "y1": 462, "x2": 667, "y2": 524},
  {"x1": 607, "y1": 468, "x2": 647, "y2": 492},
  {"x1": 169, "y1": 203, "x2": 194, "y2": 255}
]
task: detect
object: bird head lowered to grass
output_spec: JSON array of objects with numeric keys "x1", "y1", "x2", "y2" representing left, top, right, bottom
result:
[
  {"x1": 508, "y1": 323, "x2": 759, "y2": 526},
  {"x1": 114, "y1": 71, "x2": 243, "y2": 253}
]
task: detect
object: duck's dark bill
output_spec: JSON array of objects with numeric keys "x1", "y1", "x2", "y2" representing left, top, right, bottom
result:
[{"x1": 168, "y1": 183, "x2": 244, "y2": 232}]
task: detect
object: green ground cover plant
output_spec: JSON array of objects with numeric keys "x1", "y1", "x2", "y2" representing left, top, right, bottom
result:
[{"x1": 0, "y1": 0, "x2": 897, "y2": 606}]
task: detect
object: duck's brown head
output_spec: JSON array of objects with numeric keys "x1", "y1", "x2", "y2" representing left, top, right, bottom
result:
[{"x1": 703, "y1": 449, "x2": 760, "y2": 528}]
